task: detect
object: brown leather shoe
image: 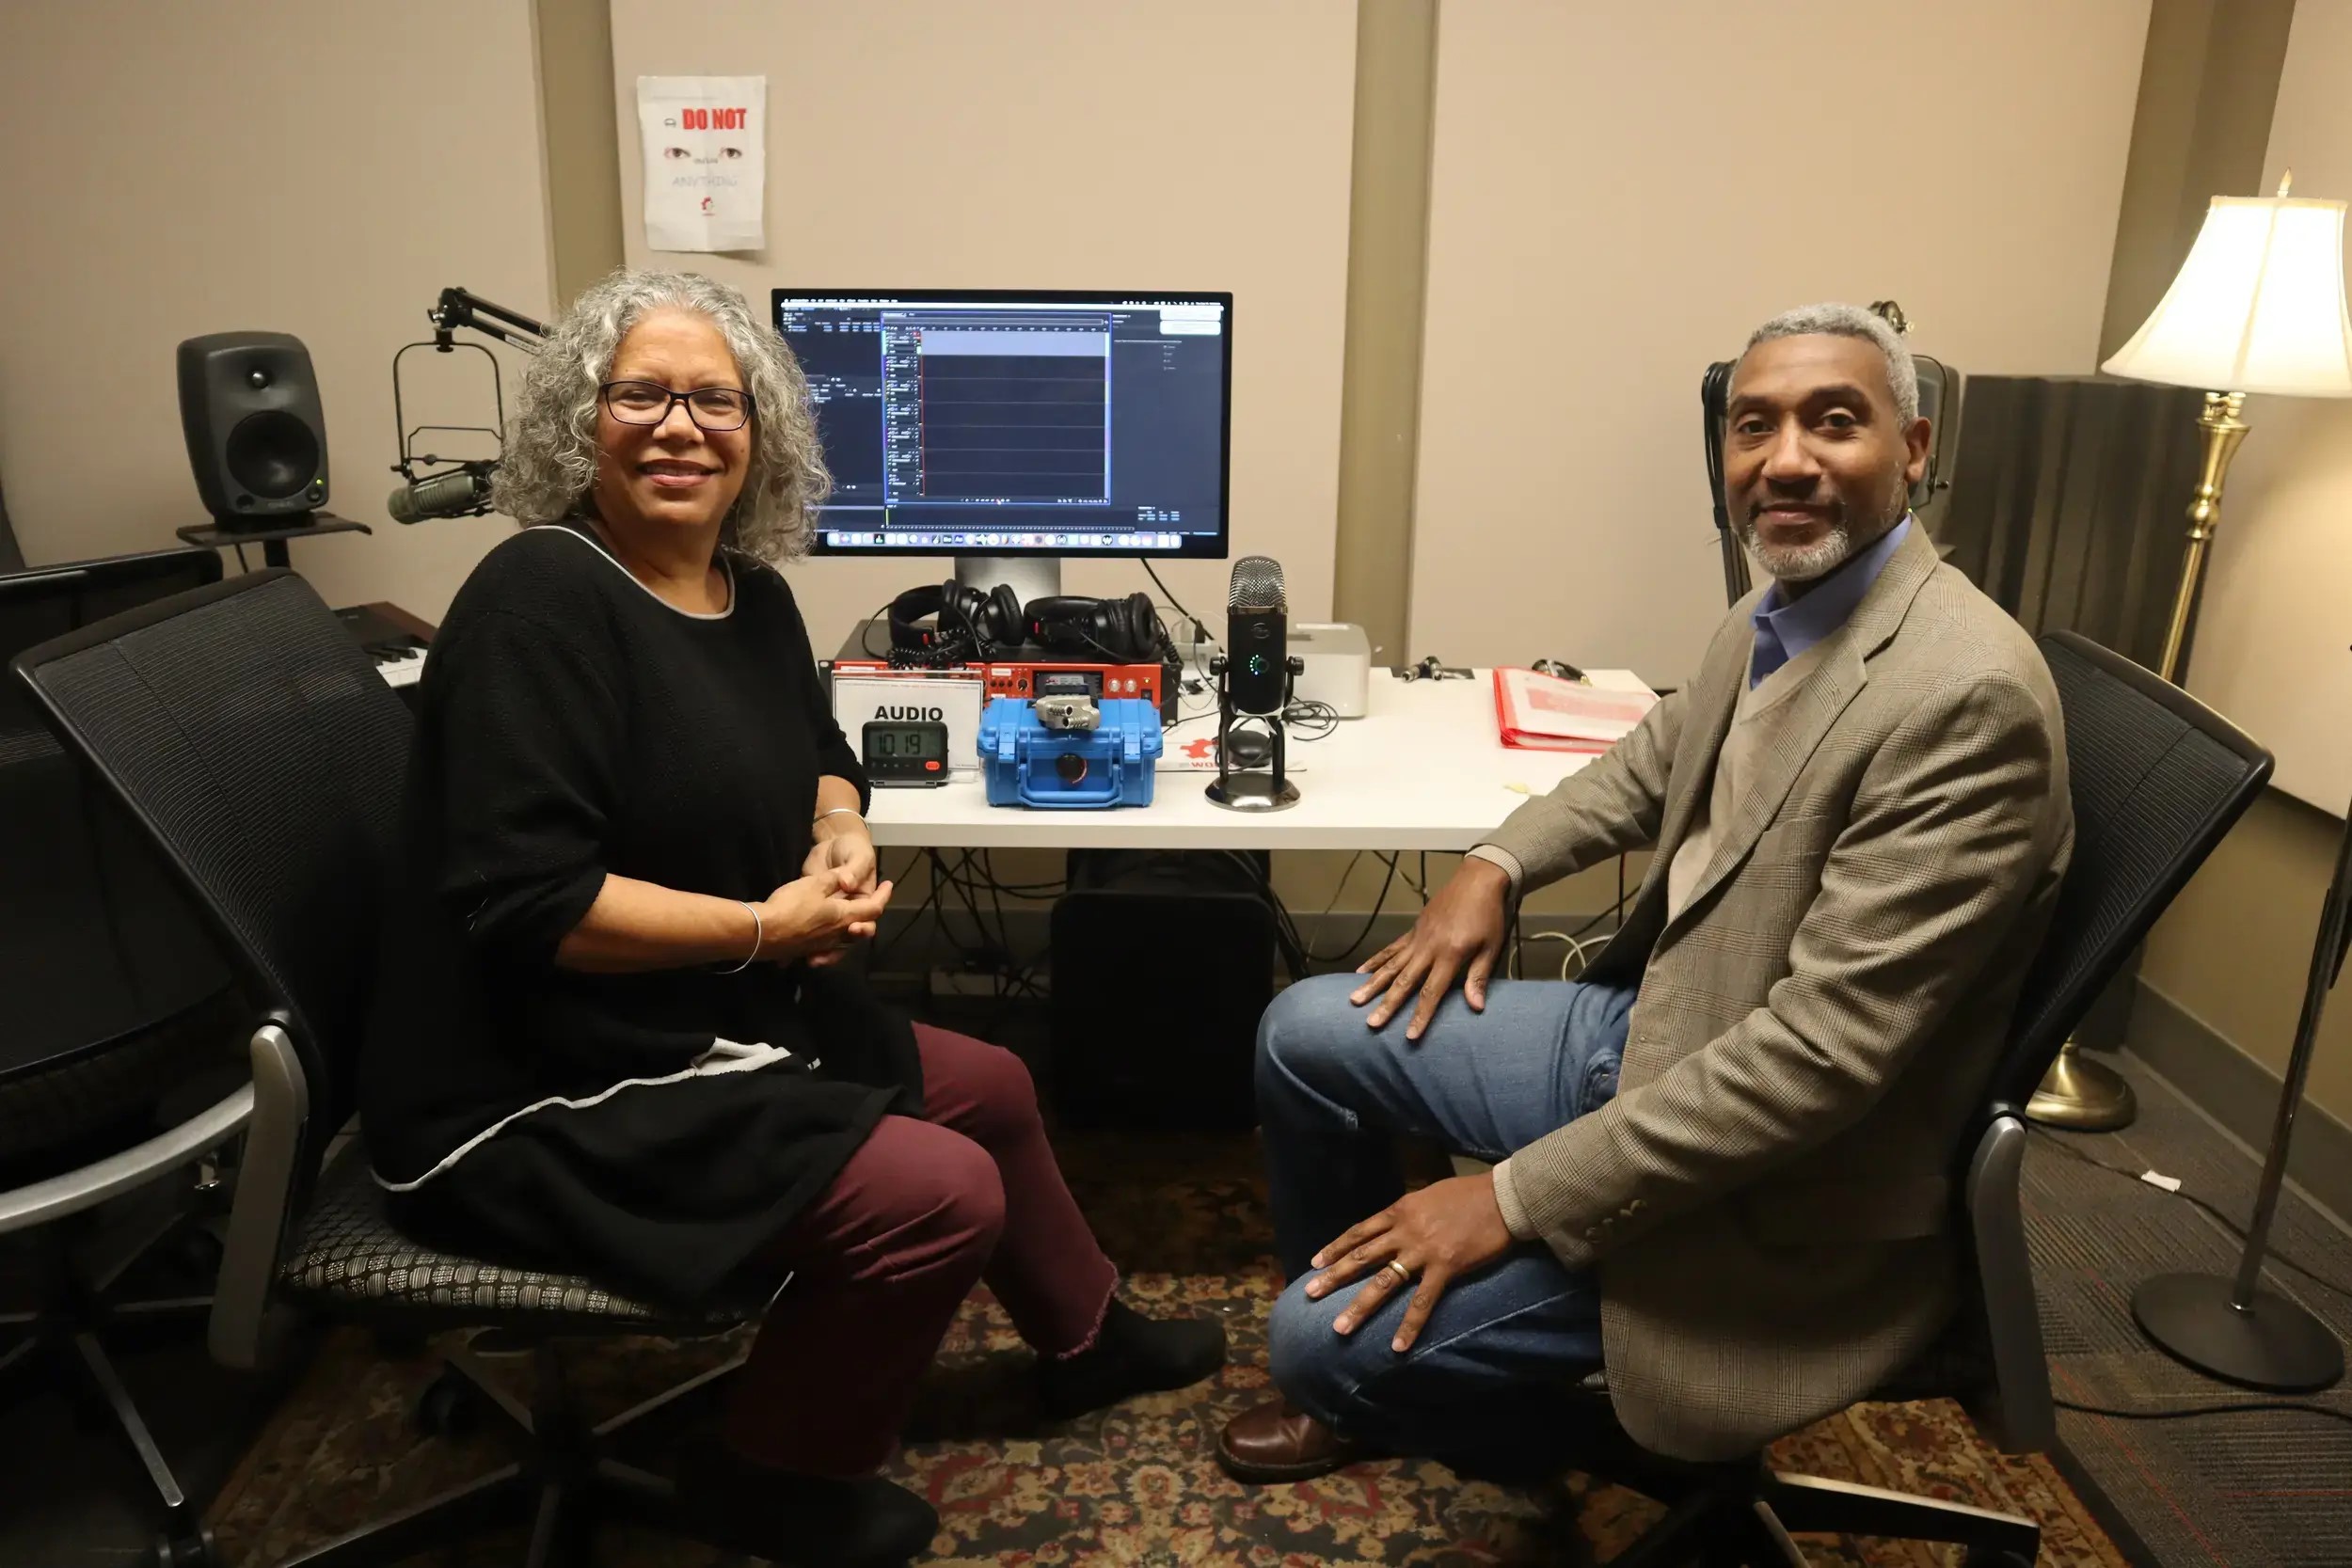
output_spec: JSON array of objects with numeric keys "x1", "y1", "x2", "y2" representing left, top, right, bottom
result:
[{"x1": 1216, "y1": 1396, "x2": 1380, "y2": 1482}]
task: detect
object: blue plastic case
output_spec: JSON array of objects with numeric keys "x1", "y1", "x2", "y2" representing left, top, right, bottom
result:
[{"x1": 977, "y1": 697, "x2": 1162, "y2": 808}]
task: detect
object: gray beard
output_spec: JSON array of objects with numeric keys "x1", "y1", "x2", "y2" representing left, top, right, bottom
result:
[
  {"x1": 1740, "y1": 475, "x2": 1909, "y2": 585},
  {"x1": 1743, "y1": 518, "x2": 1853, "y2": 583}
]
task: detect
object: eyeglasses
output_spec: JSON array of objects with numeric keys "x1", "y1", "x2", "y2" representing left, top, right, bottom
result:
[{"x1": 599, "y1": 380, "x2": 755, "y2": 432}]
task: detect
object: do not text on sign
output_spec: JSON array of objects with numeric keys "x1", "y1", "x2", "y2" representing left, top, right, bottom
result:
[{"x1": 636, "y1": 76, "x2": 766, "y2": 252}]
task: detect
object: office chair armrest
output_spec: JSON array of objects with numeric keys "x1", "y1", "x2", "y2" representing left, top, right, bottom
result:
[
  {"x1": 1964, "y1": 1112, "x2": 2056, "y2": 1452},
  {"x1": 0, "y1": 1080, "x2": 252, "y2": 1237},
  {"x1": 211, "y1": 1020, "x2": 309, "y2": 1370}
]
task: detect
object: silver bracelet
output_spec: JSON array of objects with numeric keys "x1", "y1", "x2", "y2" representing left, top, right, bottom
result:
[
  {"x1": 814, "y1": 806, "x2": 866, "y2": 827},
  {"x1": 717, "y1": 899, "x2": 762, "y2": 974}
]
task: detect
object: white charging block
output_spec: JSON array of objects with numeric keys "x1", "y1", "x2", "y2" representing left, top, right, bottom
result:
[{"x1": 1291, "y1": 623, "x2": 1372, "y2": 718}]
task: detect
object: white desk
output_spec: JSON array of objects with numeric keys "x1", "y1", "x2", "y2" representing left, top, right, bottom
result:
[{"x1": 865, "y1": 669, "x2": 1601, "y2": 851}]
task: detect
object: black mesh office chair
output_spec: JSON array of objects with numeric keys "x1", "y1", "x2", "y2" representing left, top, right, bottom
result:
[
  {"x1": 12, "y1": 571, "x2": 767, "y2": 1568},
  {"x1": 1561, "y1": 630, "x2": 2271, "y2": 1566},
  {"x1": 0, "y1": 547, "x2": 243, "y2": 1568}
]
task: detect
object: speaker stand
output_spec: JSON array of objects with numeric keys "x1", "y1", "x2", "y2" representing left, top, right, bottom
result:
[
  {"x1": 178, "y1": 514, "x2": 371, "y2": 570},
  {"x1": 2132, "y1": 765, "x2": 2352, "y2": 1393}
]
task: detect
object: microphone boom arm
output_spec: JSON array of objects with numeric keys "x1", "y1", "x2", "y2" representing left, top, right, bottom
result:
[
  {"x1": 390, "y1": 286, "x2": 548, "y2": 515},
  {"x1": 428, "y1": 287, "x2": 548, "y2": 353}
]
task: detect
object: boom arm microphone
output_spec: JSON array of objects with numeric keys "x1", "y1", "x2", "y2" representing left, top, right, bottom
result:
[
  {"x1": 386, "y1": 466, "x2": 495, "y2": 524},
  {"x1": 1225, "y1": 554, "x2": 1290, "y2": 717},
  {"x1": 387, "y1": 286, "x2": 543, "y2": 528}
]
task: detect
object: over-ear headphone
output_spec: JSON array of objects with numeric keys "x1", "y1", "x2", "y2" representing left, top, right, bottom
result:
[
  {"x1": 1025, "y1": 592, "x2": 1171, "y2": 664},
  {"x1": 1701, "y1": 360, "x2": 1744, "y2": 602},
  {"x1": 887, "y1": 579, "x2": 1025, "y2": 663}
]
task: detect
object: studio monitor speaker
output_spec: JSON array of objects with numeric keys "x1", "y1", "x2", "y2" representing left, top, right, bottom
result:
[
  {"x1": 1048, "y1": 848, "x2": 1273, "y2": 1130},
  {"x1": 176, "y1": 331, "x2": 329, "y2": 526}
]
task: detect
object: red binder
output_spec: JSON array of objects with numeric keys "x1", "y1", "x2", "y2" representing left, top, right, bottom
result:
[{"x1": 1492, "y1": 667, "x2": 1658, "y2": 752}]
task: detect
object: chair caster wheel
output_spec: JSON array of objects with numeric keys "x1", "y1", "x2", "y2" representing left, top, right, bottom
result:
[
  {"x1": 415, "y1": 1365, "x2": 482, "y2": 1437},
  {"x1": 151, "y1": 1525, "x2": 217, "y2": 1567}
]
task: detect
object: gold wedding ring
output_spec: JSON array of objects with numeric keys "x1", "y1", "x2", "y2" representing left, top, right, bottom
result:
[{"x1": 1385, "y1": 1259, "x2": 1413, "y2": 1284}]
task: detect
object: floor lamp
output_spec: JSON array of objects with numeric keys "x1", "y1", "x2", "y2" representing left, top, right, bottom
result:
[
  {"x1": 2027, "y1": 174, "x2": 2352, "y2": 1134},
  {"x1": 2097, "y1": 174, "x2": 2352, "y2": 1390}
]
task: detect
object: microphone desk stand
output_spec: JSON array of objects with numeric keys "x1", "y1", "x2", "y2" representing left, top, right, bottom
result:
[{"x1": 1206, "y1": 652, "x2": 1304, "y2": 813}]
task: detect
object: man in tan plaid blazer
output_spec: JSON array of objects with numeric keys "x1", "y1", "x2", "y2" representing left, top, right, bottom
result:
[{"x1": 1219, "y1": 304, "x2": 2073, "y2": 1481}]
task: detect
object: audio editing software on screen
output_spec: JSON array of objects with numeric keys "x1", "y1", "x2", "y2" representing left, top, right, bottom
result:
[{"x1": 774, "y1": 293, "x2": 1228, "y2": 555}]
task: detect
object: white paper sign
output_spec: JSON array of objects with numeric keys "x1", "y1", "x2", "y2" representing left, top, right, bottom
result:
[{"x1": 636, "y1": 75, "x2": 766, "y2": 252}]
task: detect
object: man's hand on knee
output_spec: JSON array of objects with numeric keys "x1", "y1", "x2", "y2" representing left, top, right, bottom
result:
[
  {"x1": 1303, "y1": 1173, "x2": 1515, "y2": 1353},
  {"x1": 1351, "y1": 859, "x2": 1511, "y2": 1040}
]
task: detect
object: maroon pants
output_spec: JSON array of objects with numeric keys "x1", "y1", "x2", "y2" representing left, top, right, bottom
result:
[{"x1": 722, "y1": 1025, "x2": 1119, "y2": 1474}]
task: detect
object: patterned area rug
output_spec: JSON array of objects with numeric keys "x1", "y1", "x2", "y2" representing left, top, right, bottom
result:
[{"x1": 206, "y1": 1133, "x2": 2128, "y2": 1566}]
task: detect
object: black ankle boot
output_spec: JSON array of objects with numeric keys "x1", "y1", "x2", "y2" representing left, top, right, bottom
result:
[
  {"x1": 679, "y1": 1445, "x2": 938, "y2": 1567},
  {"x1": 1037, "y1": 1298, "x2": 1229, "y2": 1418}
]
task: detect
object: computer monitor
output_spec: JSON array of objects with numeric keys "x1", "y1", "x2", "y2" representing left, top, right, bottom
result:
[{"x1": 774, "y1": 289, "x2": 1232, "y2": 602}]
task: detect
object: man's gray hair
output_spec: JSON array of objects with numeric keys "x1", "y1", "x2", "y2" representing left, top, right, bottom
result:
[
  {"x1": 492, "y1": 269, "x2": 830, "y2": 562},
  {"x1": 1741, "y1": 302, "x2": 1919, "y2": 426}
]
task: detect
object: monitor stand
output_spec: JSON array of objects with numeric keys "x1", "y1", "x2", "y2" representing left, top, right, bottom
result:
[{"x1": 955, "y1": 554, "x2": 1060, "y2": 607}]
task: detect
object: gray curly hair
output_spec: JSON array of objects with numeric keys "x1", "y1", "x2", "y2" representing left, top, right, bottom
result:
[
  {"x1": 1740, "y1": 301, "x2": 1919, "y2": 426},
  {"x1": 492, "y1": 269, "x2": 830, "y2": 561}
]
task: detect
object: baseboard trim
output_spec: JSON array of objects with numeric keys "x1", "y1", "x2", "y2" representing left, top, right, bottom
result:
[{"x1": 2126, "y1": 978, "x2": 2352, "y2": 1232}]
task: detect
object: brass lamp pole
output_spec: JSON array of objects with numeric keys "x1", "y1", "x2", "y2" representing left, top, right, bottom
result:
[
  {"x1": 2028, "y1": 387, "x2": 2253, "y2": 1127},
  {"x1": 2031, "y1": 171, "x2": 2352, "y2": 1130},
  {"x1": 2154, "y1": 390, "x2": 2251, "y2": 684}
]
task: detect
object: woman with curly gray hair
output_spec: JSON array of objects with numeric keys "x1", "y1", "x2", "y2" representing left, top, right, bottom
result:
[
  {"x1": 488, "y1": 268, "x2": 830, "y2": 562},
  {"x1": 360, "y1": 270, "x2": 1222, "y2": 1565}
]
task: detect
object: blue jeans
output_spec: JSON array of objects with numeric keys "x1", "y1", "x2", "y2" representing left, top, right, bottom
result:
[{"x1": 1256, "y1": 972, "x2": 1636, "y2": 1476}]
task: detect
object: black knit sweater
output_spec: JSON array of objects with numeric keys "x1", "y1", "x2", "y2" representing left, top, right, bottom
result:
[{"x1": 360, "y1": 522, "x2": 917, "y2": 1304}]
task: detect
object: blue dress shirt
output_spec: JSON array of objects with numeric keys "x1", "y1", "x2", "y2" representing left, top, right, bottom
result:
[{"x1": 1749, "y1": 516, "x2": 1912, "y2": 689}]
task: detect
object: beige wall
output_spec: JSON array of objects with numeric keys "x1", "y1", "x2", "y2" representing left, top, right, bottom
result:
[
  {"x1": 1407, "y1": 0, "x2": 2151, "y2": 684},
  {"x1": 0, "y1": 1, "x2": 554, "y2": 622},
  {"x1": 539, "y1": 0, "x2": 628, "y2": 305},
  {"x1": 2097, "y1": 0, "x2": 2296, "y2": 360},
  {"x1": 607, "y1": 0, "x2": 1359, "y2": 664},
  {"x1": 2173, "y1": 0, "x2": 2352, "y2": 815},
  {"x1": 2141, "y1": 789, "x2": 2352, "y2": 1123}
]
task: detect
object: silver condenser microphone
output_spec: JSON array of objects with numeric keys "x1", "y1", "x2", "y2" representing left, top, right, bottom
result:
[{"x1": 386, "y1": 467, "x2": 495, "y2": 524}]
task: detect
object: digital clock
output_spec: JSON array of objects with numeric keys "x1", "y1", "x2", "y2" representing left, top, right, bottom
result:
[{"x1": 862, "y1": 719, "x2": 952, "y2": 786}]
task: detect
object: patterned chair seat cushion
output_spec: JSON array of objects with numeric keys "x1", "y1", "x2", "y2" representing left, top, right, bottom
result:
[
  {"x1": 1573, "y1": 1329, "x2": 1992, "y2": 1408},
  {"x1": 280, "y1": 1154, "x2": 751, "y2": 1335}
]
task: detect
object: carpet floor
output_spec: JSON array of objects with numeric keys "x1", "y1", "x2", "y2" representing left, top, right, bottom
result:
[
  {"x1": 205, "y1": 1132, "x2": 2126, "y2": 1567},
  {"x1": 2026, "y1": 1054, "x2": 2352, "y2": 1567}
]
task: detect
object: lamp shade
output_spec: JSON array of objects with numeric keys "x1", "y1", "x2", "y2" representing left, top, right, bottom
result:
[{"x1": 2104, "y1": 191, "x2": 2352, "y2": 398}]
